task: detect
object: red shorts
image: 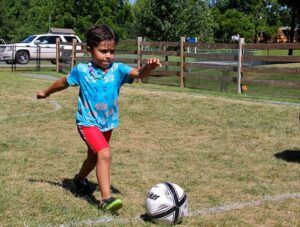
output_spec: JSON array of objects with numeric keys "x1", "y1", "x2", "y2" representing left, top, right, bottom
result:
[{"x1": 77, "y1": 125, "x2": 112, "y2": 153}]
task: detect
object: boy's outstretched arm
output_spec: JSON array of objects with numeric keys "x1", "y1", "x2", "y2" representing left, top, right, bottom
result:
[
  {"x1": 37, "y1": 76, "x2": 69, "y2": 99},
  {"x1": 130, "y1": 58, "x2": 162, "y2": 79}
]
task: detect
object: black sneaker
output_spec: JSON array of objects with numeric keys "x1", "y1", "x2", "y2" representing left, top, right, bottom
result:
[
  {"x1": 98, "y1": 196, "x2": 123, "y2": 213},
  {"x1": 72, "y1": 174, "x2": 91, "y2": 194}
]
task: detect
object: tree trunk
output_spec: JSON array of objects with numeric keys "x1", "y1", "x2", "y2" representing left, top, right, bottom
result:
[{"x1": 288, "y1": 7, "x2": 296, "y2": 56}]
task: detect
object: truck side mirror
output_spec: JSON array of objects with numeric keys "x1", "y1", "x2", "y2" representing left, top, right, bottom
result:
[{"x1": 34, "y1": 40, "x2": 41, "y2": 45}]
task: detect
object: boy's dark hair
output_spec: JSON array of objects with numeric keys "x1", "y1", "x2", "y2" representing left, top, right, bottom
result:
[{"x1": 86, "y1": 25, "x2": 118, "y2": 49}]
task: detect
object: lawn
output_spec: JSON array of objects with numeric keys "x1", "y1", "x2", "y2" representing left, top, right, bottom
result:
[{"x1": 0, "y1": 70, "x2": 299, "y2": 226}]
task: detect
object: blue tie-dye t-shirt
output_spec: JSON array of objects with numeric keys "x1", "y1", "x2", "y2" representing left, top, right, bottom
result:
[{"x1": 66, "y1": 62, "x2": 133, "y2": 131}]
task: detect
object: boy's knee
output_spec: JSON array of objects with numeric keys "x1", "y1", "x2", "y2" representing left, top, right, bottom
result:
[{"x1": 97, "y1": 147, "x2": 111, "y2": 162}]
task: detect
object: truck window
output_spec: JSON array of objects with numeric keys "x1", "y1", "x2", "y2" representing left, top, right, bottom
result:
[
  {"x1": 48, "y1": 36, "x2": 61, "y2": 44},
  {"x1": 64, "y1": 36, "x2": 79, "y2": 43}
]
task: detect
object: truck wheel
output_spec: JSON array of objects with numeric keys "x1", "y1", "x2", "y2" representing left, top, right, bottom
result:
[{"x1": 15, "y1": 50, "x2": 30, "y2": 64}]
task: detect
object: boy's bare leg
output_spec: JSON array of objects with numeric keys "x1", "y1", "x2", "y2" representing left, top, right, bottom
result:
[
  {"x1": 96, "y1": 147, "x2": 111, "y2": 200},
  {"x1": 77, "y1": 149, "x2": 97, "y2": 179}
]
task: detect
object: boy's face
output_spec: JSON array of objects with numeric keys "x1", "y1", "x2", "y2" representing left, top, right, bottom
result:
[{"x1": 89, "y1": 39, "x2": 116, "y2": 69}]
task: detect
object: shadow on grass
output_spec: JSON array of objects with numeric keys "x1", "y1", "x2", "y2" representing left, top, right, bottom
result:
[
  {"x1": 28, "y1": 178, "x2": 121, "y2": 207},
  {"x1": 140, "y1": 213, "x2": 155, "y2": 223},
  {"x1": 274, "y1": 149, "x2": 300, "y2": 163}
]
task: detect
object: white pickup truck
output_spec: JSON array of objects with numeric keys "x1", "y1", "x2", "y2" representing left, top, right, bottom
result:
[{"x1": 0, "y1": 33, "x2": 82, "y2": 64}]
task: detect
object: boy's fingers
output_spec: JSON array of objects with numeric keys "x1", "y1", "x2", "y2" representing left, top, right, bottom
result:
[{"x1": 148, "y1": 59, "x2": 162, "y2": 67}]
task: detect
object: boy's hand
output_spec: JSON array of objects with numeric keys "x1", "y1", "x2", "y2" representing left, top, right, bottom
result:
[
  {"x1": 145, "y1": 58, "x2": 162, "y2": 70},
  {"x1": 36, "y1": 91, "x2": 48, "y2": 99},
  {"x1": 130, "y1": 58, "x2": 162, "y2": 78},
  {"x1": 36, "y1": 77, "x2": 68, "y2": 99}
]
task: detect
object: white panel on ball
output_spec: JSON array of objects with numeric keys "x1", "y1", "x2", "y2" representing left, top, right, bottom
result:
[{"x1": 145, "y1": 182, "x2": 188, "y2": 225}]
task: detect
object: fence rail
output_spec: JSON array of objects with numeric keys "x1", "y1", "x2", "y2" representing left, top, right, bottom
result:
[{"x1": 56, "y1": 37, "x2": 300, "y2": 94}]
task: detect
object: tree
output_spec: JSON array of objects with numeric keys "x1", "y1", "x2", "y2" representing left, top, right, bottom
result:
[
  {"x1": 212, "y1": 0, "x2": 286, "y2": 43},
  {"x1": 133, "y1": 0, "x2": 214, "y2": 41},
  {"x1": 213, "y1": 8, "x2": 255, "y2": 42},
  {"x1": 52, "y1": 0, "x2": 134, "y2": 40},
  {"x1": 278, "y1": 0, "x2": 300, "y2": 55},
  {"x1": 0, "y1": 0, "x2": 135, "y2": 43}
]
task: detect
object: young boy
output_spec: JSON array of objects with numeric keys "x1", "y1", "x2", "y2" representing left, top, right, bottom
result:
[{"x1": 37, "y1": 24, "x2": 161, "y2": 213}]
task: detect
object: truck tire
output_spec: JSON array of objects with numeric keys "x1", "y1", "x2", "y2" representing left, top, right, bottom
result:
[{"x1": 15, "y1": 50, "x2": 30, "y2": 64}]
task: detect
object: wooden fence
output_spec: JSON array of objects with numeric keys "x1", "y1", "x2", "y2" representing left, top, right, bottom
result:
[{"x1": 56, "y1": 37, "x2": 300, "y2": 94}]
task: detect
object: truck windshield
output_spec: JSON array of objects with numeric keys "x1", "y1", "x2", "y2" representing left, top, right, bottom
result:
[{"x1": 21, "y1": 36, "x2": 37, "y2": 43}]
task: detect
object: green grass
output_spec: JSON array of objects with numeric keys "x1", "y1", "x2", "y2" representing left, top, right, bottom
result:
[
  {"x1": 252, "y1": 49, "x2": 300, "y2": 56},
  {"x1": 0, "y1": 70, "x2": 299, "y2": 226},
  {"x1": 144, "y1": 70, "x2": 300, "y2": 103}
]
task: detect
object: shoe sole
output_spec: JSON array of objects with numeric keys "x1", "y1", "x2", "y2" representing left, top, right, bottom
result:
[{"x1": 105, "y1": 199, "x2": 123, "y2": 212}]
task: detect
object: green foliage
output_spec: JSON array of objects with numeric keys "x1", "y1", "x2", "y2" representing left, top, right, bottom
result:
[
  {"x1": 0, "y1": 0, "x2": 135, "y2": 43},
  {"x1": 133, "y1": 0, "x2": 214, "y2": 41},
  {"x1": 211, "y1": 0, "x2": 290, "y2": 43},
  {"x1": 213, "y1": 8, "x2": 255, "y2": 42},
  {"x1": 0, "y1": 0, "x2": 297, "y2": 44},
  {"x1": 0, "y1": 0, "x2": 55, "y2": 42}
]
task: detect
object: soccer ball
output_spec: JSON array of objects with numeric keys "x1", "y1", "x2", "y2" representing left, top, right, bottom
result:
[
  {"x1": 145, "y1": 182, "x2": 188, "y2": 225},
  {"x1": 241, "y1": 84, "x2": 248, "y2": 92}
]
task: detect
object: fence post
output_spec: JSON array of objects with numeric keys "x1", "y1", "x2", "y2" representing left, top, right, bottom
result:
[
  {"x1": 56, "y1": 38, "x2": 60, "y2": 72},
  {"x1": 237, "y1": 38, "x2": 244, "y2": 94},
  {"x1": 137, "y1": 37, "x2": 142, "y2": 68},
  {"x1": 37, "y1": 44, "x2": 41, "y2": 71},
  {"x1": 137, "y1": 37, "x2": 142, "y2": 82},
  {"x1": 11, "y1": 45, "x2": 16, "y2": 72},
  {"x1": 71, "y1": 39, "x2": 76, "y2": 69},
  {"x1": 163, "y1": 45, "x2": 169, "y2": 70},
  {"x1": 180, "y1": 37, "x2": 185, "y2": 88}
]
